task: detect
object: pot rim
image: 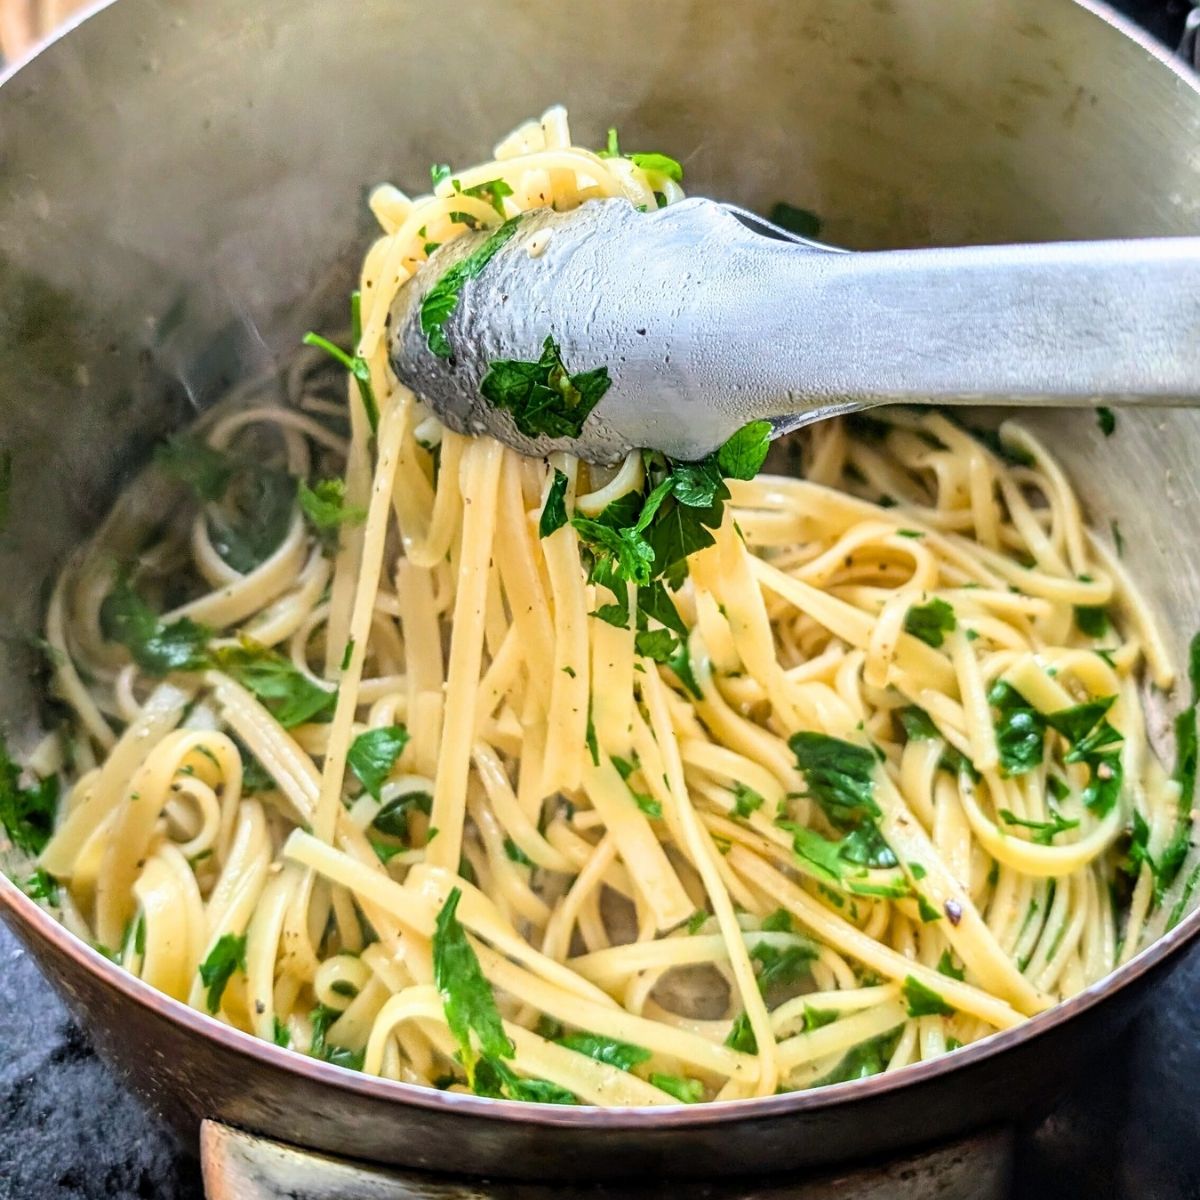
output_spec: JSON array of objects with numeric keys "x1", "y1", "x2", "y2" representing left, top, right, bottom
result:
[{"x1": 1, "y1": 0, "x2": 1199, "y2": 1135}]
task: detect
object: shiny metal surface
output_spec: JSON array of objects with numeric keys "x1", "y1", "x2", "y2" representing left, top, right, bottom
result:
[
  {"x1": 390, "y1": 197, "x2": 1200, "y2": 462},
  {"x1": 200, "y1": 1120, "x2": 1011, "y2": 1199},
  {"x1": 1, "y1": 0, "x2": 1200, "y2": 1184}
]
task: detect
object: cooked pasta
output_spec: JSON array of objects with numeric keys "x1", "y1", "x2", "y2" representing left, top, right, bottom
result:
[{"x1": 6, "y1": 106, "x2": 1198, "y2": 1106}]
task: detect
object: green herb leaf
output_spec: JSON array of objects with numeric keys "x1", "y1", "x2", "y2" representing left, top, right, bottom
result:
[
  {"x1": 303, "y1": 322, "x2": 380, "y2": 434},
  {"x1": 1074, "y1": 604, "x2": 1109, "y2": 638},
  {"x1": 205, "y1": 466, "x2": 297, "y2": 574},
  {"x1": 298, "y1": 478, "x2": 366, "y2": 553},
  {"x1": 815, "y1": 1030, "x2": 903, "y2": 1086},
  {"x1": 597, "y1": 128, "x2": 621, "y2": 158},
  {"x1": 474, "y1": 1056, "x2": 577, "y2": 1104},
  {"x1": 0, "y1": 740, "x2": 59, "y2": 857},
  {"x1": 430, "y1": 163, "x2": 452, "y2": 187},
  {"x1": 634, "y1": 628, "x2": 678, "y2": 662},
  {"x1": 557, "y1": 1032, "x2": 651, "y2": 1071},
  {"x1": 732, "y1": 783, "x2": 765, "y2": 818},
  {"x1": 462, "y1": 178, "x2": 515, "y2": 218},
  {"x1": 482, "y1": 335, "x2": 611, "y2": 440},
  {"x1": 761, "y1": 908, "x2": 793, "y2": 933},
  {"x1": 155, "y1": 433, "x2": 235, "y2": 501},
  {"x1": 272, "y1": 1016, "x2": 291, "y2": 1048},
  {"x1": 750, "y1": 939, "x2": 817, "y2": 992},
  {"x1": 539, "y1": 469, "x2": 570, "y2": 538},
  {"x1": 432, "y1": 887, "x2": 514, "y2": 1084},
  {"x1": 725, "y1": 1011, "x2": 757, "y2": 1053},
  {"x1": 916, "y1": 894, "x2": 942, "y2": 923},
  {"x1": 99, "y1": 577, "x2": 211, "y2": 676},
  {"x1": 347, "y1": 725, "x2": 409, "y2": 801},
  {"x1": 902, "y1": 975, "x2": 954, "y2": 1017},
  {"x1": 373, "y1": 790, "x2": 432, "y2": 841},
  {"x1": 936, "y1": 950, "x2": 965, "y2": 981},
  {"x1": 629, "y1": 153, "x2": 683, "y2": 182},
  {"x1": 685, "y1": 909, "x2": 709, "y2": 934},
  {"x1": 421, "y1": 217, "x2": 522, "y2": 358},
  {"x1": 504, "y1": 838, "x2": 534, "y2": 867},
  {"x1": 213, "y1": 642, "x2": 336, "y2": 728},
  {"x1": 199, "y1": 933, "x2": 247, "y2": 1013},
  {"x1": 999, "y1": 806, "x2": 1079, "y2": 845},
  {"x1": 768, "y1": 202, "x2": 822, "y2": 239},
  {"x1": 989, "y1": 681, "x2": 1046, "y2": 777},
  {"x1": 803, "y1": 1005, "x2": 839, "y2": 1032},
  {"x1": 904, "y1": 598, "x2": 957, "y2": 648},
  {"x1": 717, "y1": 420, "x2": 772, "y2": 480},
  {"x1": 898, "y1": 705, "x2": 940, "y2": 741},
  {"x1": 21, "y1": 867, "x2": 59, "y2": 904},
  {"x1": 788, "y1": 733, "x2": 880, "y2": 822},
  {"x1": 786, "y1": 824, "x2": 846, "y2": 883},
  {"x1": 1097, "y1": 407, "x2": 1116, "y2": 437},
  {"x1": 649, "y1": 1073, "x2": 704, "y2": 1103}
]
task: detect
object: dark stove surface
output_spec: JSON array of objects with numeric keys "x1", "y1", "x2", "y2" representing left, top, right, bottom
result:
[{"x1": 0, "y1": 3, "x2": 1196, "y2": 1198}]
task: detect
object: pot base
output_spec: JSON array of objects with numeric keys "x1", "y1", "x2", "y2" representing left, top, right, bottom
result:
[{"x1": 200, "y1": 1121, "x2": 1012, "y2": 1200}]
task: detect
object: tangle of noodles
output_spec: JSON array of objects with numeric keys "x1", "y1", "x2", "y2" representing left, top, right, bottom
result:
[{"x1": 10, "y1": 107, "x2": 1198, "y2": 1106}]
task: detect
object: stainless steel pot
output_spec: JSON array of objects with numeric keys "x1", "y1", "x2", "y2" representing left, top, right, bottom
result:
[{"x1": 2, "y1": 0, "x2": 1199, "y2": 1186}]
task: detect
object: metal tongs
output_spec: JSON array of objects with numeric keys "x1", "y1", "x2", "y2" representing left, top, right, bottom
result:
[{"x1": 388, "y1": 197, "x2": 1200, "y2": 462}]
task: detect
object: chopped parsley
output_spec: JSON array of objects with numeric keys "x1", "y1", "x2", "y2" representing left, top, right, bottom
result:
[
  {"x1": 1097, "y1": 407, "x2": 1116, "y2": 437},
  {"x1": 786, "y1": 732, "x2": 898, "y2": 877},
  {"x1": 481, "y1": 335, "x2": 611, "y2": 440},
  {"x1": 373, "y1": 790, "x2": 432, "y2": 842},
  {"x1": 347, "y1": 725, "x2": 409, "y2": 801},
  {"x1": 725, "y1": 1011, "x2": 757, "y2": 1053},
  {"x1": 902, "y1": 975, "x2": 954, "y2": 1018},
  {"x1": 21, "y1": 868, "x2": 59, "y2": 904},
  {"x1": 716, "y1": 419, "x2": 772, "y2": 480},
  {"x1": 732, "y1": 783, "x2": 765, "y2": 818},
  {"x1": 557, "y1": 1032, "x2": 650, "y2": 1071},
  {"x1": 989, "y1": 681, "x2": 1046, "y2": 776},
  {"x1": 904, "y1": 597, "x2": 957, "y2": 648},
  {"x1": 304, "y1": 291, "x2": 379, "y2": 432},
  {"x1": 213, "y1": 642, "x2": 336, "y2": 728},
  {"x1": 999, "y1": 806, "x2": 1080, "y2": 845},
  {"x1": 1138, "y1": 631, "x2": 1200, "y2": 909},
  {"x1": 156, "y1": 433, "x2": 235, "y2": 501},
  {"x1": 100, "y1": 577, "x2": 211, "y2": 676},
  {"x1": 628, "y1": 153, "x2": 684, "y2": 183},
  {"x1": 815, "y1": 1030, "x2": 902, "y2": 1086},
  {"x1": 298, "y1": 478, "x2": 366, "y2": 553},
  {"x1": 420, "y1": 217, "x2": 522, "y2": 358},
  {"x1": 788, "y1": 733, "x2": 878, "y2": 822},
  {"x1": 650, "y1": 1073, "x2": 704, "y2": 1103},
  {"x1": 750, "y1": 938, "x2": 817, "y2": 993},
  {"x1": 1074, "y1": 603, "x2": 1109, "y2": 639},
  {"x1": 761, "y1": 908, "x2": 794, "y2": 933},
  {"x1": 936, "y1": 950, "x2": 965, "y2": 981},
  {"x1": 198, "y1": 933, "x2": 247, "y2": 1013},
  {"x1": 432, "y1": 887, "x2": 513, "y2": 1087},
  {"x1": 0, "y1": 739, "x2": 59, "y2": 857},
  {"x1": 539, "y1": 469, "x2": 570, "y2": 538},
  {"x1": 504, "y1": 838, "x2": 534, "y2": 867},
  {"x1": 685, "y1": 909, "x2": 709, "y2": 935},
  {"x1": 272, "y1": 1017, "x2": 291, "y2": 1048}
]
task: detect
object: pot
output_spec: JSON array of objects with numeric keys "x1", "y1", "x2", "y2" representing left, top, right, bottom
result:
[{"x1": 1, "y1": 0, "x2": 1199, "y2": 1186}]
